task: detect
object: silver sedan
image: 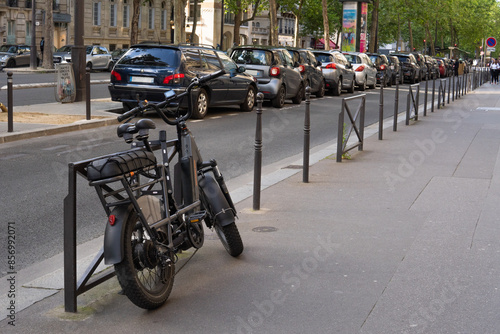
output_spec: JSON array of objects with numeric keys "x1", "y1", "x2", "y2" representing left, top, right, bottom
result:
[{"x1": 342, "y1": 52, "x2": 377, "y2": 91}]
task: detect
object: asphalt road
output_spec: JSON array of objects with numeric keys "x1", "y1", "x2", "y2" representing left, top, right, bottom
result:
[{"x1": 0, "y1": 78, "x2": 438, "y2": 276}]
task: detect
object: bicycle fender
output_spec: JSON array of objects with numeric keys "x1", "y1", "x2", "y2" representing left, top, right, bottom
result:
[
  {"x1": 103, "y1": 205, "x2": 130, "y2": 265},
  {"x1": 199, "y1": 172, "x2": 235, "y2": 227}
]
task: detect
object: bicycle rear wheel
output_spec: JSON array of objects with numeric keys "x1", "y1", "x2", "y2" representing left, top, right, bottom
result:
[{"x1": 114, "y1": 196, "x2": 175, "y2": 309}]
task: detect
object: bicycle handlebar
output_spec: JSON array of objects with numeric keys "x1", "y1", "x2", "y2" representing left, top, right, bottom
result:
[{"x1": 117, "y1": 69, "x2": 226, "y2": 123}]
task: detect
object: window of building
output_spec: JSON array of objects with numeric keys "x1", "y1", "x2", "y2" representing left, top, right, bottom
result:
[
  {"x1": 161, "y1": 2, "x2": 167, "y2": 30},
  {"x1": 93, "y1": 2, "x2": 101, "y2": 26},
  {"x1": 189, "y1": 1, "x2": 201, "y2": 21},
  {"x1": 110, "y1": 3, "x2": 117, "y2": 27},
  {"x1": 148, "y1": 4, "x2": 155, "y2": 29},
  {"x1": 123, "y1": 1, "x2": 130, "y2": 28}
]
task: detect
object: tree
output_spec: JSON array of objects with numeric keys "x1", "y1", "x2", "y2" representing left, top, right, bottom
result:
[
  {"x1": 322, "y1": 0, "x2": 330, "y2": 50},
  {"x1": 225, "y1": 0, "x2": 263, "y2": 45},
  {"x1": 130, "y1": 0, "x2": 141, "y2": 45},
  {"x1": 42, "y1": 0, "x2": 54, "y2": 69},
  {"x1": 268, "y1": 0, "x2": 279, "y2": 45},
  {"x1": 369, "y1": 0, "x2": 379, "y2": 52}
]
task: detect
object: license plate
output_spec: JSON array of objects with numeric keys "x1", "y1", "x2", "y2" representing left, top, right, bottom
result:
[
  {"x1": 130, "y1": 76, "x2": 154, "y2": 84},
  {"x1": 246, "y1": 69, "x2": 261, "y2": 77},
  {"x1": 390, "y1": 65, "x2": 394, "y2": 70}
]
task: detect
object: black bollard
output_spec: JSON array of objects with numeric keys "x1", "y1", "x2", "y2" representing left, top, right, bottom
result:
[
  {"x1": 253, "y1": 92, "x2": 264, "y2": 211},
  {"x1": 303, "y1": 86, "x2": 311, "y2": 183},
  {"x1": 393, "y1": 74, "x2": 399, "y2": 132},
  {"x1": 86, "y1": 68, "x2": 91, "y2": 120},
  {"x1": 379, "y1": 83, "x2": 383, "y2": 140},
  {"x1": 7, "y1": 72, "x2": 13, "y2": 132}
]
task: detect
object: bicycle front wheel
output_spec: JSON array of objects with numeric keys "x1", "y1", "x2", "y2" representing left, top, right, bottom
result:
[{"x1": 114, "y1": 196, "x2": 175, "y2": 310}]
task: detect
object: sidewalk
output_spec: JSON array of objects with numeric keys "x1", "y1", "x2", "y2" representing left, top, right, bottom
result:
[{"x1": 1, "y1": 81, "x2": 500, "y2": 333}]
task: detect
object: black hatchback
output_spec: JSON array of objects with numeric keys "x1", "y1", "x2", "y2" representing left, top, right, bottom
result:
[{"x1": 108, "y1": 44, "x2": 258, "y2": 119}]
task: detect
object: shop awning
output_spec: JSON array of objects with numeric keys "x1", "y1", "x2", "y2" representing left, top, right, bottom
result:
[{"x1": 315, "y1": 38, "x2": 337, "y2": 49}]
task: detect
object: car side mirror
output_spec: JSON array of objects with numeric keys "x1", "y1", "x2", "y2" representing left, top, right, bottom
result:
[
  {"x1": 238, "y1": 66, "x2": 246, "y2": 73},
  {"x1": 316, "y1": 60, "x2": 322, "y2": 67}
]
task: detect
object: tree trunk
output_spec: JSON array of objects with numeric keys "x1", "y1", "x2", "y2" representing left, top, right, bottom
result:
[
  {"x1": 130, "y1": 0, "x2": 140, "y2": 45},
  {"x1": 190, "y1": 0, "x2": 199, "y2": 43},
  {"x1": 233, "y1": 3, "x2": 242, "y2": 45},
  {"x1": 425, "y1": 22, "x2": 434, "y2": 56},
  {"x1": 42, "y1": 0, "x2": 54, "y2": 69},
  {"x1": 408, "y1": 20, "x2": 414, "y2": 51},
  {"x1": 268, "y1": 0, "x2": 278, "y2": 46},
  {"x1": 174, "y1": 0, "x2": 187, "y2": 43},
  {"x1": 369, "y1": 0, "x2": 379, "y2": 52},
  {"x1": 322, "y1": 0, "x2": 329, "y2": 50},
  {"x1": 294, "y1": 0, "x2": 304, "y2": 47}
]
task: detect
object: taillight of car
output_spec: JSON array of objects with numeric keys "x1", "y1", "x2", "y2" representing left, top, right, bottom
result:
[
  {"x1": 269, "y1": 66, "x2": 280, "y2": 77},
  {"x1": 355, "y1": 65, "x2": 365, "y2": 72},
  {"x1": 379, "y1": 65, "x2": 386, "y2": 70},
  {"x1": 299, "y1": 65, "x2": 305, "y2": 73},
  {"x1": 111, "y1": 70, "x2": 122, "y2": 81},
  {"x1": 163, "y1": 73, "x2": 185, "y2": 84},
  {"x1": 325, "y1": 63, "x2": 337, "y2": 69}
]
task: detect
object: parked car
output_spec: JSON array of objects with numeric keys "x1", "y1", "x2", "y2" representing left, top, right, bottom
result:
[
  {"x1": 342, "y1": 52, "x2": 377, "y2": 90},
  {"x1": 410, "y1": 52, "x2": 427, "y2": 81},
  {"x1": 0, "y1": 44, "x2": 39, "y2": 68},
  {"x1": 312, "y1": 50, "x2": 355, "y2": 95},
  {"x1": 285, "y1": 47, "x2": 325, "y2": 97},
  {"x1": 388, "y1": 55, "x2": 404, "y2": 85},
  {"x1": 109, "y1": 44, "x2": 258, "y2": 118},
  {"x1": 436, "y1": 57, "x2": 452, "y2": 77},
  {"x1": 392, "y1": 53, "x2": 420, "y2": 83},
  {"x1": 54, "y1": 45, "x2": 114, "y2": 71},
  {"x1": 230, "y1": 45, "x2": 305, "y2": 108},
  {"x1": 367, "y1": 53, "x2": 393, "y2": 87},
  {"x1": 425, "y1": 55, "x2": 439, "y2": 79}
]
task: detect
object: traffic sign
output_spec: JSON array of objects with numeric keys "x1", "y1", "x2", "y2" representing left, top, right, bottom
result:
[
  {"x1": 486, "y1": 37, "x2": 497, "y2": 48},
  {"x1": 487, "y1": 47, "x2": 495, "y2": 52}
]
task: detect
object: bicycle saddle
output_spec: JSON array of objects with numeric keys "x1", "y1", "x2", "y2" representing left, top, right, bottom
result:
[{"x1": 117, "y1": 119, "x2": 156, "y2": 142}]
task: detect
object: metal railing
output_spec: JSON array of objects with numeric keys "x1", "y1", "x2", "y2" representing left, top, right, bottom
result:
[{"x1": 406, "y1": 83, "x2": 420, "y2": 125}]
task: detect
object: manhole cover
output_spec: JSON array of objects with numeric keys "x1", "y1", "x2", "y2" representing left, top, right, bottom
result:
[{"x1": 252, "y1": 226, "x2": 278, "y2": 232}]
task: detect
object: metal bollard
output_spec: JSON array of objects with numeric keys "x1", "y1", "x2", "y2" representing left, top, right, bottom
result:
[
  {"x1": 431, "y1": 74, "x2": 435, "y2": 113},
  {"x1": 452, "y1": 75, "x2": 455, "y2": 101},
  {"x1": 379, "y1": 83, "x2": 383, "y2": 140},
  {"x1": 86, "y1": 68, "x2": 91, "y2": 120},
  {"x1": 393, "y1": 74, "x2": 399, "y2": 132},
  {"x1": 447, "y1": 75, "x2": 451, "y2": 104},
  {"x1": 7, "y1": 72, "x2": 13, "y2": 132},
  {"x1": 424, "y1": 72, "x2": 428, "y2": 116},
  {"x1": 253, "y1": 92, "x2": 264, "y2": 211},
  {"x1": 303, "y1": 86, "x2": 311, "y2": 183}
]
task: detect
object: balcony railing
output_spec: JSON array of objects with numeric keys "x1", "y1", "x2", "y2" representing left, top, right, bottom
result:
[{"x1": 7, "y1": 0, "x2": 18, "y2": 7}]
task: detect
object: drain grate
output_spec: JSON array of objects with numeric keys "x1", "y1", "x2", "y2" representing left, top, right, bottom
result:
[{"x1": 252, "y1": 226, "x2": 278, "y2": 232}]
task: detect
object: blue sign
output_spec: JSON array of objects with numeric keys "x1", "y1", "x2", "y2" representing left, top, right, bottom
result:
[{"x1": 486, "y1": 37, "x2": 496, "y2": 47}]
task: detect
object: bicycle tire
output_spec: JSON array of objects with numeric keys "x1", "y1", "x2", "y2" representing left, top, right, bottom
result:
[
  {"x1": 114, "y1": 198, "x2": 175, "y2": 310},
  {"x1": 215, "y1": 222, "x2": 244, "y2": 257}
]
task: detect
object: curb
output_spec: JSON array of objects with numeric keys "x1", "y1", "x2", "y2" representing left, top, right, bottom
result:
[{"x1": 0, "y1": 117, "x2": 119, "y2": 144}]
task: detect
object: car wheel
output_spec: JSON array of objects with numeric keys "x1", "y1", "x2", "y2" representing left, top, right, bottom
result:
[
  {"x1": 240, "y1": 86, "x2": 256, "y2": 112},
  {"x1": 291, "y1": 83, "x2": 304, "y2": 104},
  {"x1": 86, "y1": 62, "x2": 92, "y2": 71},
  {"x1": 6, "y1": 59, "x2": 15, "y2": 68},
  {"x1": 271, "y1": 85, "x2": 286, "y2": 108},
  {"x1": 316, "y1": 80, "x2": 325, "y2": 98},
  {"x1": 333, "y1": 79, "x2": 342, "y2": 96},
  {"x1": 410, "y1": 73, "x2": 416, "y2": 84},
  {"x1": 359, "y1": 78, "x2": 366, "y2": 91},
  {"x1": 348, "y1": 79, "x2": 355, "y2": 93},
  {"x1": 192, "y1": 88, "x2": 209, "y2": 119},
  {"x1": 369, "y1": 77, "x2": 377, "y2": 89}
]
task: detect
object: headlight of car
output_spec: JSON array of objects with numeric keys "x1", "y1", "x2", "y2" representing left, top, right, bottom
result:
[{"x1": 0, "y1": 56, "x2": 8, "y2": 61}]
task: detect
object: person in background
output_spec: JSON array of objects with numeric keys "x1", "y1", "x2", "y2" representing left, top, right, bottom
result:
[{"x1": 40, "y1": 37, "x2": 44, "y2": 62}]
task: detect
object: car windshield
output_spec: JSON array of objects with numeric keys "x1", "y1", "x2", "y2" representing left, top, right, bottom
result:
[
  {"x1": 314, "y1": 53, "x2": 333, "y2": 63},
  {"x1": 56, "y1": 46, "x2": 73, "y2": 52},
  {"x1": 396, "y1": 56, "x2": 410, "y2": 63},
  {"x1": 0, "y1": 45, "x2": 16, "y2": 53},
  {"x1": 217, "y1": 51, "x2": 237, "y2": 71},
  {"x1": 231, "y1": 49, "x2": 273, "y2": 66},
  {"x1": 117, "y1": 47, "x2": 179, "y2": 67},
  {"x1": 369, "y1": 55, "x2": 380, "y2": 65}
]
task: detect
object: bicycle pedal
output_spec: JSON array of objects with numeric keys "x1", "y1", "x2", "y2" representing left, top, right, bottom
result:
[{"x1": 189, "y1": 211, "x2": 207, "y2": 223}]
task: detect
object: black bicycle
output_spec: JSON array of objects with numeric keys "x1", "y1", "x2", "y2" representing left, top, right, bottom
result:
[{"x1": 85, "y1": 70, "x2": 243, "y2": 309}]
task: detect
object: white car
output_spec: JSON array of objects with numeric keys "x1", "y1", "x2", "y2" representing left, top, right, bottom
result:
[
  {"x1": 342, "y1": 52, "x2": 377, "y2": 91},
  {"x1": 53, "y1": 45, "x2": 114, "y2": 71}
]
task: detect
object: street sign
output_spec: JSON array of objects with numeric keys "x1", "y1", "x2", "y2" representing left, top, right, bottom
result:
[
  {"x1": 486, "y1": 37, "x2": 497, "y2": 48},
  {"x1": 487, "y1": 47, "x2": 495, "y2": 52}
]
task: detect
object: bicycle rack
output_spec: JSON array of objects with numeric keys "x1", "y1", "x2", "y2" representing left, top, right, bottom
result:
[
  {"x1": 406, "y1": 83, "x2": 420, "y2": 125},
  {"x1": 337, "y1": 94, "x2": 365, "y2": 162},
  {"x1": 63, "y1": 146, "x2": 158, "y2": 313}
]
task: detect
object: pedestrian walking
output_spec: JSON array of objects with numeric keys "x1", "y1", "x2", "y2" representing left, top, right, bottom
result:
[{"x1": 491, "y1": 59, "x2": 499, "y2": 84}]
